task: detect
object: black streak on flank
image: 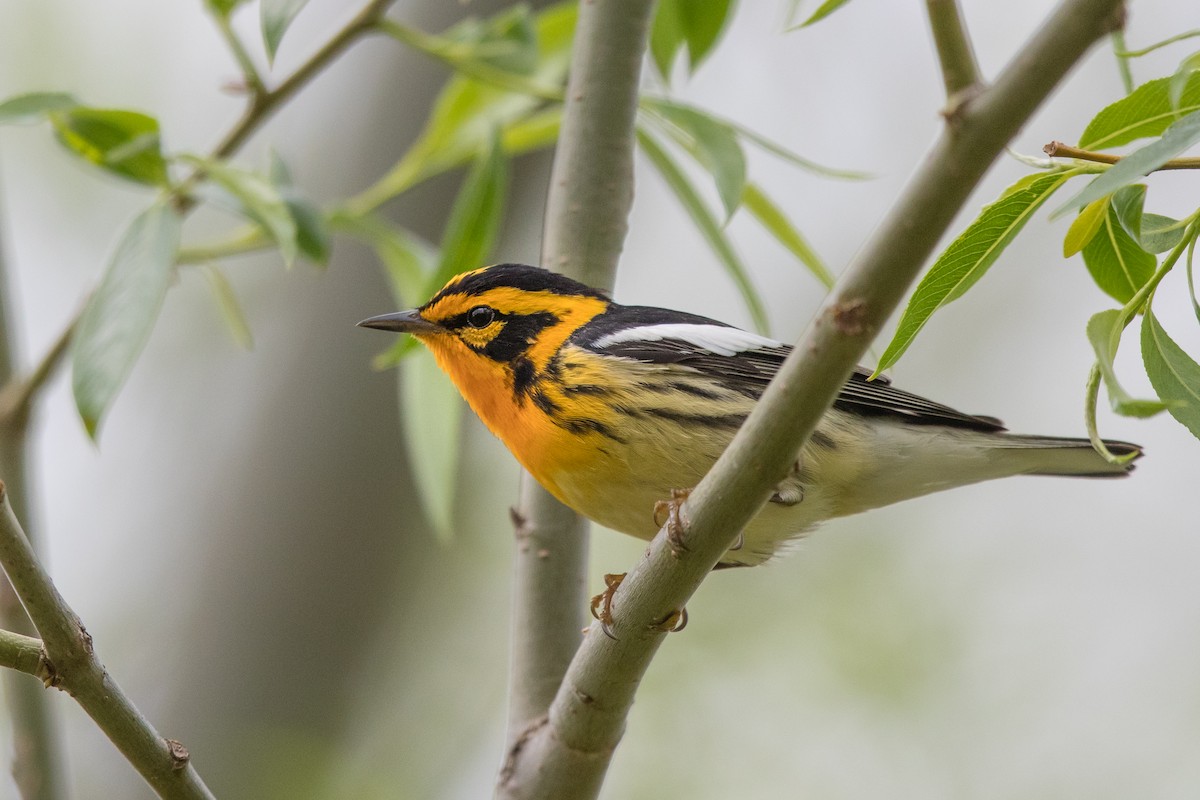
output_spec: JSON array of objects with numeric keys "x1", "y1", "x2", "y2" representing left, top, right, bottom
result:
[
  {"x1": 644, "y1": 408, "x2": 747, "y2": 429},
  {"x1": 563, "y1": 417, "x2": 626, "y2": 443},
  {"x1": 531, "y1": 389, "x2": 560, "y2": 416},
  {"x1": 512, "y1": 358, "x2": 536, "y2": 399}
]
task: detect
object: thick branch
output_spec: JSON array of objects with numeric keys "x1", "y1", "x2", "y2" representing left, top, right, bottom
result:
[
  {"x1": 500, "y1": 0, "x2": 655, "y2": 796},
  {"x1": 925, "y1": 0, "x2": 983, "y2": 98},
  {"x1": 0, "y1": 481, "x2": 215, "y2": 797},
  {"x1": 1044, "y1": 140, "x2": 1200, "y2": 169},
  {"x1": 499, "y1": 0, "x2": 1126, "y2": 795}
]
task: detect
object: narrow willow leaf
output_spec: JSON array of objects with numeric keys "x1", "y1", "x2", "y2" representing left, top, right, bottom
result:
[
  {"x1": 428, "y1": 135, "x2": 509, "y2": 293},
  {"x1": 1081, "y1": 202, "x2": 1156, "y2": 304},
  {"x1": 1087, "y1": 309, "x2": 1166, "y2": 417},
  {"x1": 1063, "y1": 197, "x2": 1108, "y2": 257},
  {"x1": 267, "y1": 150, "x2": 329, "y2": 265},
  {"x1": 1054, "y1": 109, "x2": 1200, "y2": 218},
  {"x1": 795, "y1": 0, "x2": 853, "y2": 28},
  {"x1": 645, "y1": 99, "x2": 746, "y2": 219},
  {"x1": 637, "y1": 127, "x2": 769, "y2": 333},
  {"x1": 261, "y1": 0, "x2": 311, "y2": 62},
  {"x1": 1139, "y1": 214, "x2": 1186, "y2": 254},
  {"x1": 677, "y1": 0, "x2": 736, "y2": 71},
  {"x1": 1142, "y1": 308, "x2": 1200, "y2": 437},
  {"x1": 741, "y1": 183, "x2": 834, "y2": 288},
  {"x1": 650, "y1": 0, "x2": 686, "y2": 80},
  {"x1": 201, "y1": 265, "x2": 253, "y2": 349},
  {"x1": 50, "y1": 107, "x2": 169, "y2": 186},
  {"x1": 400, "y1": 347, "x2": 464, "y2": 541},
  {"x1": 188, "y1": 157, "x2": 298, "y2": 266},
  {"x1": 205, "y1": 0, "x2": 247, "y2": 16},
  {"x1": 734, "y1": 123, "x2": 870, "y2": 180},
  {"x1": 1107, "y1": 183, "x2": 1185, "y2": 255},
  {"x1": 329, "y1": 212, "x2": 435, "y2": 306},
  {"x1": 359, "y1": 3, "x2": 575, "y2": 208},
  {"x1": 1110, "y1": 183, "x2": 1147, "y2": 240},
  {"x1": 1079, "y1": 72, "x2": 1200, "y2": 150},
  {"x1": 501, "y1": 106, "x2": 561, "y2": 154},
  {"x1": 0, "y1": 91, "x2": 77, "y2": 124},
  {"x1": 874, "y1": 170, "x2": 1075, "y2": 375},
  {"x1": 1169, "y1": 51, "x2": 1200, "y2": 110},
  {"x1": 442, "y1": 5, "x2": 538, "y2": 75},
  {"x1": 72, "y1": 204, "x2": 182, "y2": 437},
  {"x1": 1187, "y1": 236, "x2": 1200, "y2": 325}
]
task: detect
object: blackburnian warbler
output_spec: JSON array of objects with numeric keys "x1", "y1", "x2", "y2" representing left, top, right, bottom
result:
[{"x1": 359, "y1": 263, "x2": 1141, "y2": 567}]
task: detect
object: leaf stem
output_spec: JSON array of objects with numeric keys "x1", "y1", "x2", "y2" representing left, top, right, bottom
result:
[
  {"x1": 1110, "y1": 29, "x2": 1135, "y2": 94},
  {"x1": 1044, "y1": 140, "x2": 1200, "y2": 169},
  {"x1": 0, "y1": 481, "x2": 216, "y2": 798},
  {"x1": 925, "y1": 0, "x2": 983, "y2": 99},
  {"x1": 1115, "y1": 28, "x2": 1200, "y2": 58}
]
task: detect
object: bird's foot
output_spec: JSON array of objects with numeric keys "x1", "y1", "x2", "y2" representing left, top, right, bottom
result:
[
  {"x1": 653, "y1": 488, "x2": 693, "y2": 557},
  {"x1": 650, "y1": 606, "x2": 688, "y2": 634},
  {"x1": 590, "y1": 573, "x2": 626, "y2": 640}
]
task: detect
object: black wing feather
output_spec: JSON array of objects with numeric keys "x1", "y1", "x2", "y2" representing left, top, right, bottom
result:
[{"x1": 576, "y1": 307, "x2": 1005, "y2": 433}]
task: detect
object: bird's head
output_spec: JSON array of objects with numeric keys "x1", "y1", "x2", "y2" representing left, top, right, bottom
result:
[{"x1": 358, "y1": 263, "x2": 612, "y2": 393}]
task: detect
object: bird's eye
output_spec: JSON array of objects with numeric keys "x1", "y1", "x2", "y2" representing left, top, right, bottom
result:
[{"x1": 467, "y1": 306, "x2": 495, "y2": 328}]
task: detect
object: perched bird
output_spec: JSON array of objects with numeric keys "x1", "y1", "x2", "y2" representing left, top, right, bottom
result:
[{"x1": 359, "y1": 263, "x2": 1141, "y2": 568}]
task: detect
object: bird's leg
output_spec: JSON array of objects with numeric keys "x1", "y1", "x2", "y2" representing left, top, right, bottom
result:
[
  {"x1": 653, "y1": 487, "x2": 693, "y2": 557},
  {"x1": 589, "y1": 572, "x2": 626, "y2": 640}
]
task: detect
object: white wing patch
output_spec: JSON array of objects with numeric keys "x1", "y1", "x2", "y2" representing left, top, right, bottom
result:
[{"x1": 592, "y1": 323, "x2": 783, "y2": 357}]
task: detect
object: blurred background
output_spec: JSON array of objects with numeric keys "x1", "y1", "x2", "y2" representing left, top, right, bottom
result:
[{"x1": 1, "y1": 0, "x2": 1198, "y2": 797}]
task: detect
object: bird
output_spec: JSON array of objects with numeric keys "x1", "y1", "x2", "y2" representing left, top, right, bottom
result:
[{"x1": 359, "y1": 263, "x2": 1142, "y2": 569}]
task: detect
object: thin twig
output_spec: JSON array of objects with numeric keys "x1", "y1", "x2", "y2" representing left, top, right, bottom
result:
[
  {"x1": 0, "y1": 481, "x2": 216, "y2": 798},
  {"x1": 0, "y1": 627, "x2": 48, "y2": 680},
  {"x1": 498, "y1": 0, "x2": 1127, "y2": 797},
  {"x1": 925, "y1": 0, "x2": 983, "y2": 99},
  {"x1": 212, "y1": 12, "x2": 267, "y2": 97},
  {"x1": 1110, "y1": 29, "x2": 1135, "y2": 94},
  {"x1": 0, "y1": 313, "x2": 78, "y2": 431},
  {"x1": 1044, "y1": 140, "x2": 1200, "y2": 168}
]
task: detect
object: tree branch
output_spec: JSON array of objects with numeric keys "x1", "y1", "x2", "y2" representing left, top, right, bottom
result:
[
  {"x1": 498, "y1": 0, "x2": 1127, "y2": 796},
  {"x1": 0, "y1": 481, "x2": 216, "y2": 798},
  {"x1": 500, "y1": 0, "x2": 655, "y2": 797},
  {"x1": 1044, "y1": 140, "x2": 1200, "y2": 168},
  {"x1": 925, "y1": 0, "x2": 983, "y2": 99}
]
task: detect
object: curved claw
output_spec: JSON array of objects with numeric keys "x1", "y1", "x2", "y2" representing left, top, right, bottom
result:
[
  {"x1": 589, "y1": 573, "x2": 626, "y2": 640},
  {"x1": 651, "y1": 606, "x2": 688, "y2": 634},
  {"x1": 652, "y1": 488, "x2": 693, "y2": 557}
]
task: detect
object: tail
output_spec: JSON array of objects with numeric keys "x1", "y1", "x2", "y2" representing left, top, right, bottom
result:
[{"x1": 992, "y1": 434, "x2": 1143, "y2": 478}]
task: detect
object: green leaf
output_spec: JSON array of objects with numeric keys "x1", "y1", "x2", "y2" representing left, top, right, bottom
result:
[
  {"x1": 1079, "y1": 72, "x2": 1200, "y2": 150},
  {"x1": 501, "y1": 106, "x2": 562, "y2": 155},
  {"x1": 188, "y1": 157, "x2": 298, "y2": 266},
  {"x1": 874, "y1": 170, "x2": 1076, "y2": 375},
  {"x1": 50, "y1": 107, "x2": 169, "y2": 186},
  {"x1": 1063, "y1": 197, "x2": 1108, "y2": 257},
  {"x1": 205, "y1": 0, "x2": 248, "y2": 17},
  {"x1": 428, "y1": 134, "x2": 509, "y2": 293},
  {"x1": 1087, "y1": 309, "x2": 1166, "y2": 418},
  {"x1": 329, "y1": 213, "x2": 435, "y2": 306},
  {"x1": 0, "y1": 91, "x2": 77, "y2": 124},
  {"x1": 741, "y1": 182, "x2": 834, "y2": 288},
  {"x1": 1187, "y1": 236, "x2": 1200, "y2": 325},
  {"x1": 261, "y1": 0, "x2": 310, "y2": 63},
  {"x1": 734, "y1": 122, "x2": 870, "y2": 180},
  {"x1": 650, "y1": 0, "x2": 685, "y2": 80},
  {"x1": 678, "y1": 0, "x2": 736, "y2": 70},
  {"x1": 637, "y1": 126, "x2": 769, "y2": 333},
  {"x1": 644, "y1": 99, "x2": 746, "y2": 220},
  {"x1": 72, "y1": 204, "x2": 182, "y2": 438},
  {"x1": 1053, "y1": 109, "x2": 1200, "y2": 218},
  {"x1": 1108, "y1": 183, "x2": 1185, "y2": 255},
  {"x1": 1141, "y1": 307, "x2": 1200, "y2": 437},
  {"x1": 201, "y1": 265, "x2": 253, "y2": 349},
  {"x1": 400, "y1": 347, "x2": 464, "y2": 541},
  {"x1": 267, "y1": 152, "x2": 330, "y2": 265},
  {"x1": 1169, "y1": 50, "x2": 1200, "y2": 111},
  {"x1": 442, "y1": 5, "x2": 538, "y2": 75},
  {"x1": 359, "y1": 2, "x2": 575, "y2": 209},
  {"x1": 794, "y1": 0, "x2": 853, "y2": 28},
  {"x1": 1081, "y1": 201, "x2": 1156, "y2": 304}
]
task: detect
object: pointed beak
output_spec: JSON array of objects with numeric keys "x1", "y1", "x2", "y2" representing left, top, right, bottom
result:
[{"x1": 357, "y1": 309, "x2": 440, "y2": 335}]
